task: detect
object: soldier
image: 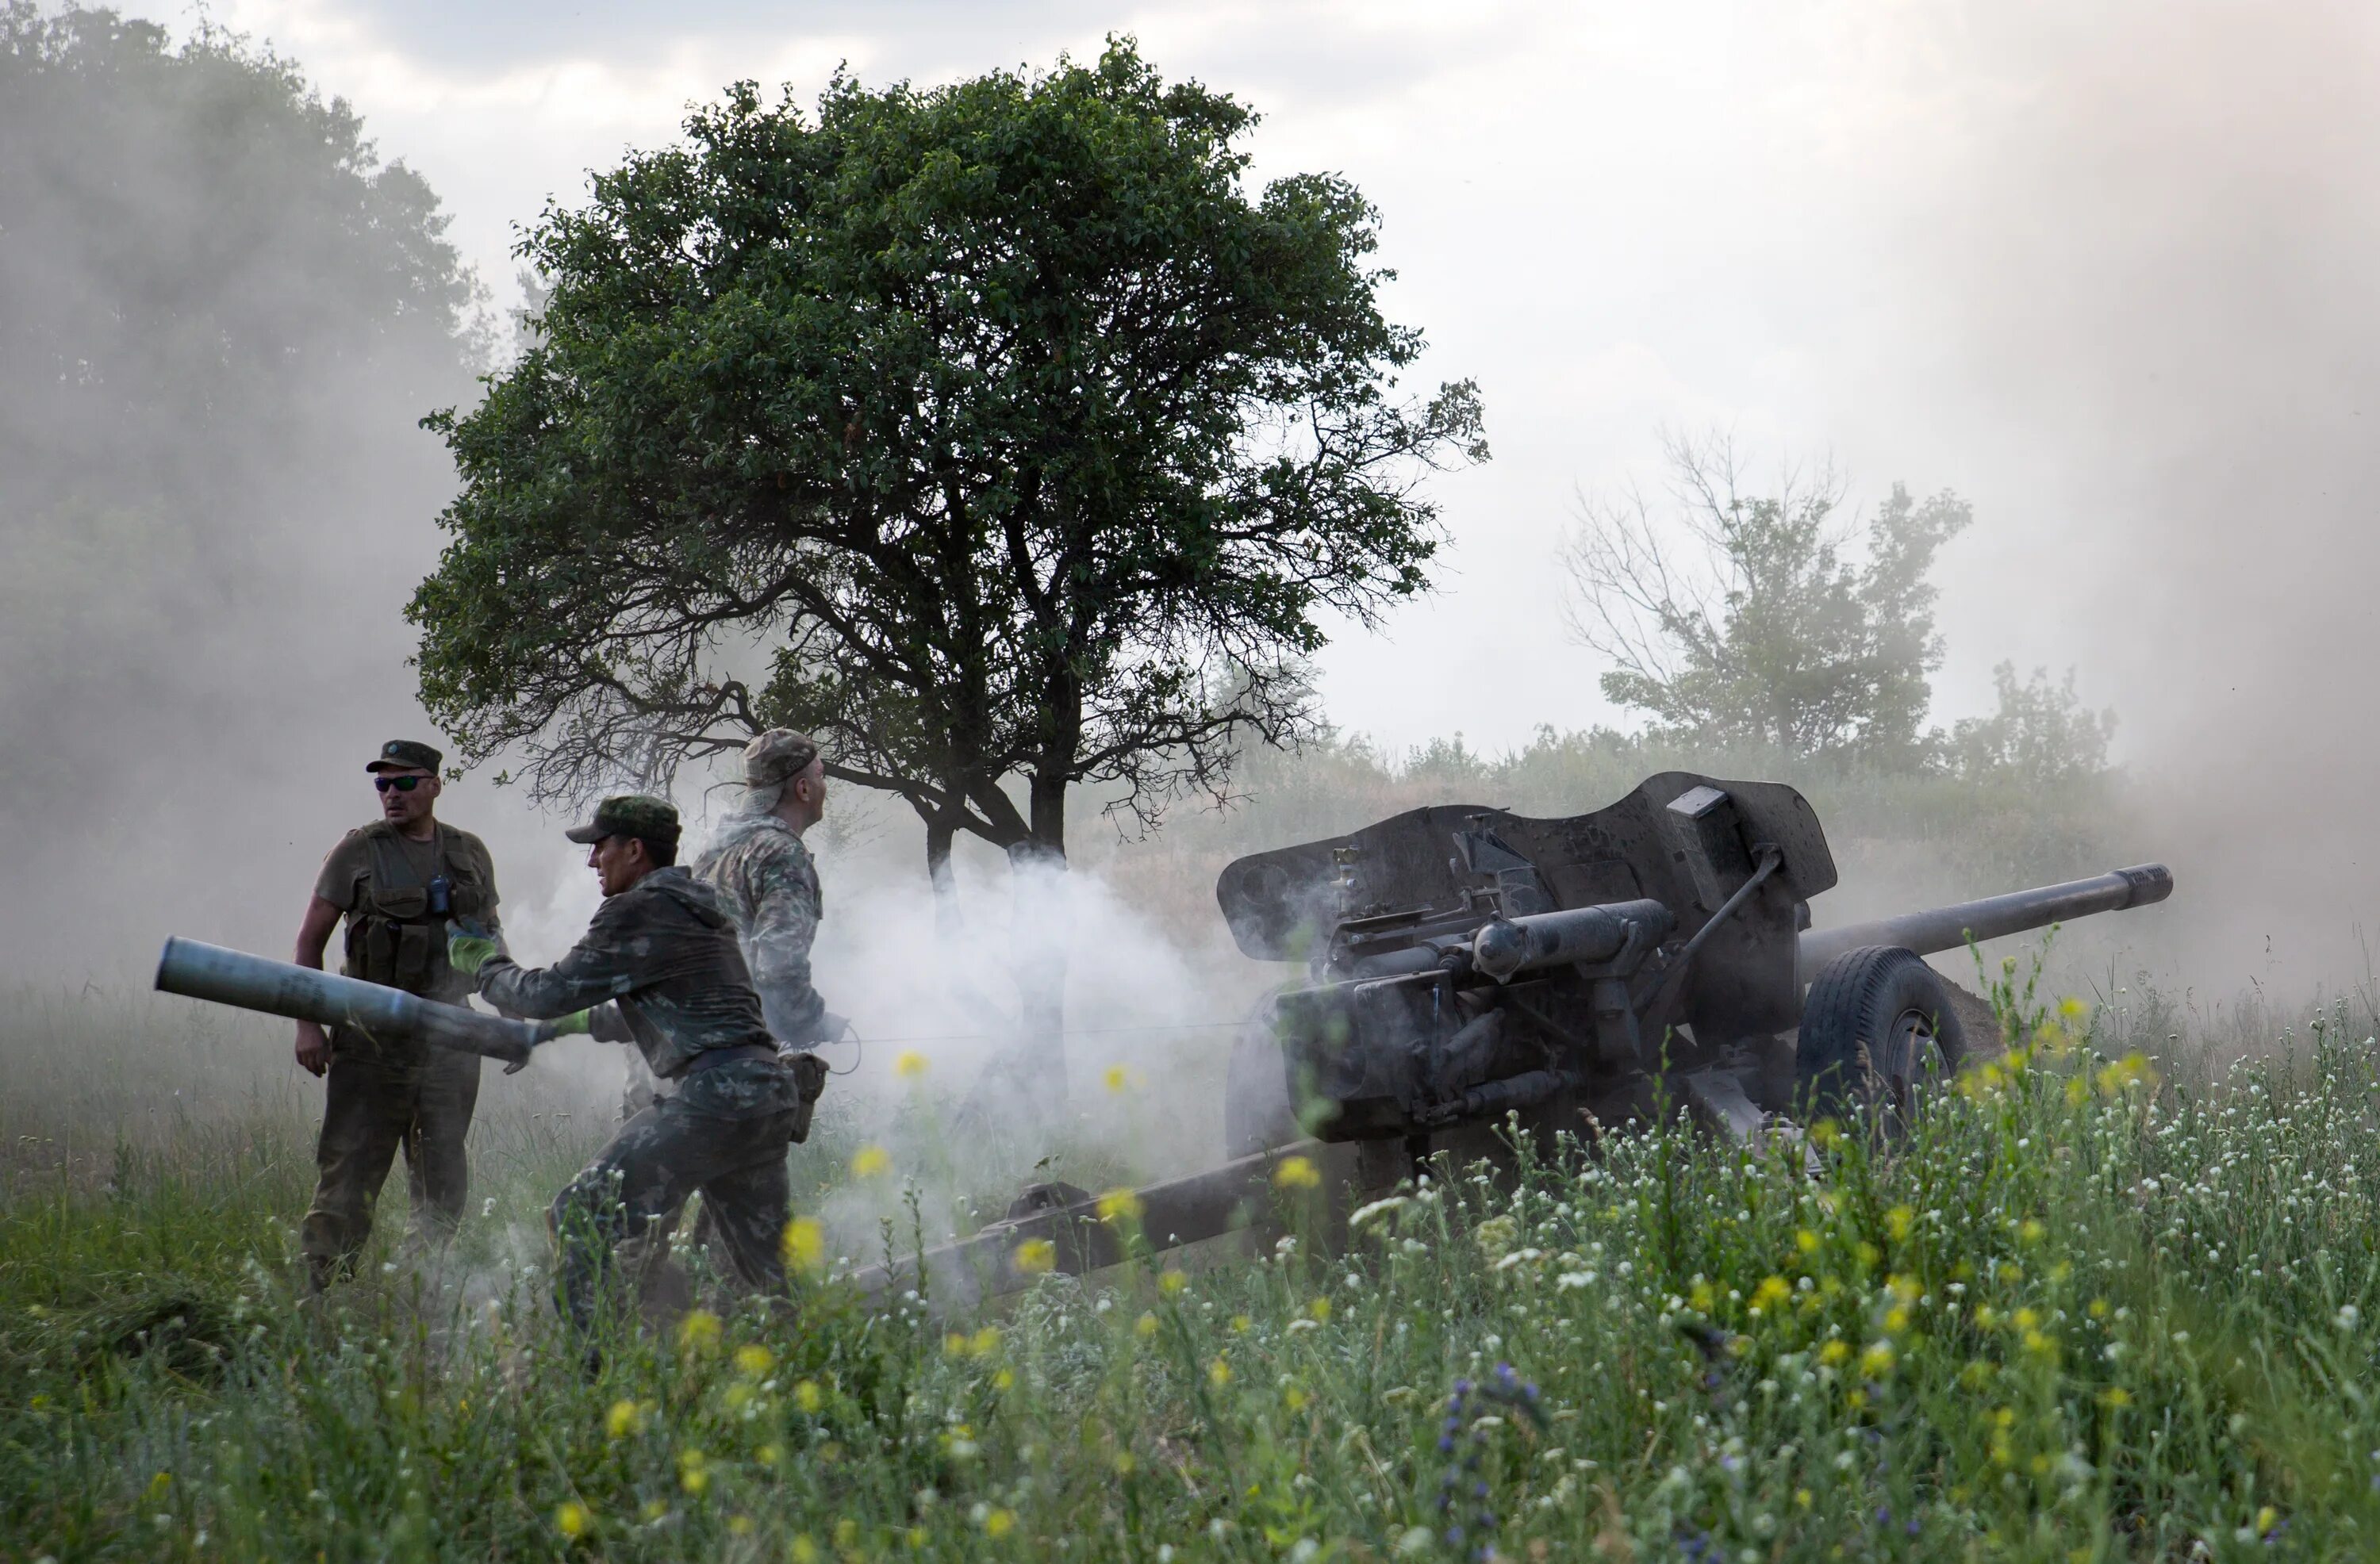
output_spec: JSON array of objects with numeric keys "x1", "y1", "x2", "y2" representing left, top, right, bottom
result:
[
  {"x1": 451, "y1": 795, "x2": 823, "y2": 1335},
  {"x1": 291, "y1": 738, "x2": 501, "y2": 1291},
  {"x1": 694, "y1": 728, "x2": 843, "y2": 1048}
]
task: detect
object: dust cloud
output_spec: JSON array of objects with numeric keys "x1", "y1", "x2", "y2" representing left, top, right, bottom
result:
[{"x1": 1829, "y1": 1, "x2": 2380, "y2": 993}]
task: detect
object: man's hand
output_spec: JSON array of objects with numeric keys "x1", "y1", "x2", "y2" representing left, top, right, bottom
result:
[
  {"x1": 447, "y1": 930, "x2": 500, "y2": 978},
  {"x1": 295, "y1": 1020, "x2": 329, "y2": 1078}
]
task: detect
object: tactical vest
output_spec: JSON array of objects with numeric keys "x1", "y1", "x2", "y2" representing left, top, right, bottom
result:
[{"x1": 340, "y1": 822, "x2": 489, "y2": 999}]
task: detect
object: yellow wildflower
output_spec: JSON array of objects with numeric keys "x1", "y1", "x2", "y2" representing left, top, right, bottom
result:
[
  {"x1": 985, "y1": 1508, "x2": 1016, "y2": 1538},
  {"x1": 1273, "y1": 1155, "x2": 1322, "y2": 1190},
  {"x1": 735, "y1": 1344, "x2": 774, "y2": 1377},
  {"x1": 1160, "y1": 1269, "x2": 1188, "y2": 1295},
  {"x1": 1752, "y1": 1275, "x2": 1792, "y2": 1310},
  {"x1": 782, "y1": 1217, "x2": 826, "y2": 1271},
  {"x1": 1886, "y1": 1206, "x2": 1914, "y2": 1240},
  {"x1": 1135, "y1": 1311, "x2": 1160, "y2": 1338},
  {"x1": 1795, "y1": 1229, "x2": 1821, "y2": 1255},
  {"x1": 729, "y1": 1514, "x2": 754, "y2": 1536},
  {"x1": 1308, "y1": 1297, "x2": 1332, "y2": 1322},
  {"x1": 1103, "y1": 1063, "x2": 1137, "y2": 1093},
  {"x1": 605, "y1": 1398, "x2": 642, "y2": 1439},
  {"x1": 795, "y1": 1379, "x2": 822, "y2": 1413},
  {"x1": 1860, "y1": 1341, "x2": 1896, "y2": 1376},
  {"x1": 1209, "y1": 1357, "x2": 1233, "y2": 1386},
  {"x1": 1818, "y1": 1340, "x2": 1851, "y2": 1367},
  {"x1": 677, "y1": 1310, "x2": 721, "y2": 1354},
  {"x1": 793, "y1": 1537, "x2": 820, "y2": 1563},
  {"x1": 1014, "y1": 1238, "x2": 1057, "y2": 1274},
  {"x1": 850, "y1": 1144, "x2": 892, "y2": 1179},
  {"x1": 893, "y1": 1049, "x2": 929, "y2": 1079},
  {"x1": 556, "y1": 1501, "x2": 589, "y2": 1539},
  {"x1": 1097, "y1": 1188, "x2": 1145, "y2": 1224}
]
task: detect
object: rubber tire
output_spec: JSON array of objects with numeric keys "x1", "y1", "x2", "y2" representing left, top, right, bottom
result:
[
  {"x1": 1796, "y1": 945, "x2": 1965, "y2": 1128},
  {"x1": 1223, "y1": 989, "x2": 1302, "y2": 1159}
]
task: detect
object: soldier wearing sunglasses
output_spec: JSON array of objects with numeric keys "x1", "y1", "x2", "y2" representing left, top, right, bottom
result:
[{"x1": 289, "y1": 738, "x2": 502, "y2": 1290}]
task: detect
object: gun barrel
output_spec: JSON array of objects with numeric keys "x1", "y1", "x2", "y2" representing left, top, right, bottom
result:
[
  {"x1": 154, "y1": 937, "x2": 547, "y2": 1066},
  {"x1": 1798, "y1": 864, "x2": 2173, "y2": 979}
]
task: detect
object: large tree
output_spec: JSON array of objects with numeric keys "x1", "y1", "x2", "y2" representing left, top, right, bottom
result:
[{"x1": 411, "y1": 42, "x2": 1483, "y2": 1086}]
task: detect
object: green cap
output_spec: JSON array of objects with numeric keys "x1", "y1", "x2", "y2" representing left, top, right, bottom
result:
[
  {"x1": 367, "y1": 738, "x2": 443, "y2": 773},
  {"x1": 565, "y1": 794, "x2": 681, "y2": 850}
]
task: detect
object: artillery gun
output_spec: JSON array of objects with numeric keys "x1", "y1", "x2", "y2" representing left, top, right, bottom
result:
[{"x1": 862, "y1": 772, "x2": 2171, "y2": 1308}]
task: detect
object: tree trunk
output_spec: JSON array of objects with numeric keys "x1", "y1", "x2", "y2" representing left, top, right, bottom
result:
[
  {"x1": 925, "y1": 810, "x2": 962, "y2": 939},
  {"x1": 1007, "y1": 773, "x2": 1071, "y2": 1106}
]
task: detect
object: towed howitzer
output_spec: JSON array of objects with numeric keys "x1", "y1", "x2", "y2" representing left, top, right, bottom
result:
[
  {"x1": 853, "y1": 771, "x2": 2173, "y2": 1312},
  {"x1": 154, "y1": 936, "x2": 562, "y2": 1069}
]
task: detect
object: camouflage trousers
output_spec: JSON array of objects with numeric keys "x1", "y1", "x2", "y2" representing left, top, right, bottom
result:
[
  {"x1": 549, "y1": 1055, "x2": 800, "y2": 1335},
  {"x1": 301, "y1": 1037, "x2": 483, "y2": 1287}
]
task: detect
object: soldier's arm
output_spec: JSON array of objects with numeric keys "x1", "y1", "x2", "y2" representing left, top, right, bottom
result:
[
  {"x1": 474, "y1": 900, "x2": 643, "y2": 1019},
  {"x1": 746, "y1": 843, "x2": 827, "y2": 1042},
  {"x1": 291, "y1": 895, "x2": 342, "y2": 1078}
]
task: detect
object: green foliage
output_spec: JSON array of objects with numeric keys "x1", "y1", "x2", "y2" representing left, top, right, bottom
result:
[
  {"x1": 0, "y1": 2, "x2": 478, "y2": 502},
  {"x1": 411, "y1": 40, "x2": 1484, "y2": 868},
  {"x1": 12, "y1": 985, "x2": 2380, "y2": 1558},
  {"x1": 1950, "y1": 662, "x2": 2119, "y2": 788},
  {"x1": 1562, "y1": 435, "x2": 1971, "y2": 770}
]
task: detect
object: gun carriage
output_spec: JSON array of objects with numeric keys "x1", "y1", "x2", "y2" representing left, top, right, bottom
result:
[{"x1": 861, "y1": 772, "x2": 2170, "y2": 1307}]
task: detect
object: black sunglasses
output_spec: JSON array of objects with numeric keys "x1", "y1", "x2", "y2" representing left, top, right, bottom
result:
[{"x1": 374, "y1": 775, "x2": 430, "y2": 793}]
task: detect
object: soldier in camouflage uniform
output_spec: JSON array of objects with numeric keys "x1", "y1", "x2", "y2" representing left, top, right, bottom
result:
[
  {"x1": 695, "y1": 729, "x2": 842, "y2": 1047},
  {"x1": 292, "y1": 738, "x2": 501, "y2": 1290},
  {"x1": 453, "y1": 795, "x2": 825, "y2": 1334}
]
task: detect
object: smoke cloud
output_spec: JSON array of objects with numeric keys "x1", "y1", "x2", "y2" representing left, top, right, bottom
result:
[{"x1": 1786, "y1": 0, "x2": 2380, "y2": 992}]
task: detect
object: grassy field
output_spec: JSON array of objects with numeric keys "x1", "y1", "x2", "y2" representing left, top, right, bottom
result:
[{"x1": 7, "y1": 963, "x2": 2380, "y2": 1562}]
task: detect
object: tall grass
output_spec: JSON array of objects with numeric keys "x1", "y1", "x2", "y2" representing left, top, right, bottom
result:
[{"x1": 9, "y1": 964, "x2": 2380, "y2": 1559}]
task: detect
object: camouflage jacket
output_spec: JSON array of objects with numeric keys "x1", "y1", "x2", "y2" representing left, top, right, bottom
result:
[
  {"x1": 692, "y1": 808, "x2": 827, "y2": 1045},
  {"x1": 474, "y1": 866, "x2": 773, "y2": 1079}
]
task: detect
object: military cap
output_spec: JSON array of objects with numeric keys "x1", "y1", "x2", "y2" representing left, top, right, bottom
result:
[
  {"x1": 743, "y1": 729, "x2": 822, "y2": 789},
  {"x1": 564, "y1": 794, "x2": 681, "y2": 850},
  {"x1": 367, "y1": 738, "x2": 443, "y2": 773}
]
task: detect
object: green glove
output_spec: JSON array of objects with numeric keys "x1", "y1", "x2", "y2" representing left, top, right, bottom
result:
[
  {"x1": 551, "y1": 1009, "x2": 595, "y2": 1037},
  {"x1": 447, "y1": 930, "x2": 500, "y2": 977}
]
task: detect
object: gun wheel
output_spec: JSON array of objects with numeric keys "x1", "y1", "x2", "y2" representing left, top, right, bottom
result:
[{"x1": 1796, "y1": 945, "x2": 1965, "y2": 1132}]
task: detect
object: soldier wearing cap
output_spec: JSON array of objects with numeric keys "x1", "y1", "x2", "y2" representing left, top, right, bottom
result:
[
  {"x1": 451, "y1": 795, "x2": 825, "y2": 1335},
  {"x1": 693, "y1": 729, "x2": 842, "y2": 1048},
  {"x1": 291, "y1": 738, "x2": 502, "y2": 1290}
]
